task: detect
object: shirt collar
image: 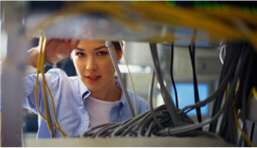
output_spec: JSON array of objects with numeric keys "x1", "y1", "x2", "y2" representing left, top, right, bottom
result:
[
  {"x1": 78, "y1": 77, "x2": 90, "y2": 103},
  {"x1": 114, "y1": 76, "x2": 126, "y2": 106},
  {"x1": 79, "y1": 75, "x2": 126, "y2": 106}
]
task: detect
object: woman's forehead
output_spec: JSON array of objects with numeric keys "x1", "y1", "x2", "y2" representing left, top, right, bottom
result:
[{"x1": 77, "y1": 40, "x2": 106, "y2": 49}]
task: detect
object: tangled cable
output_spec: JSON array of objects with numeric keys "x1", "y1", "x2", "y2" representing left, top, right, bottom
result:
[
  {"x1": 81, "y1": 43, "x2": 202, "y2": 138},
  {"x1": 81, "y1": 40, "x2": 256, "y2": 148}
]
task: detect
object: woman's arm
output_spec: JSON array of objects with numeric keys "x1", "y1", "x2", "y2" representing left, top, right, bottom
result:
[{"x1": 27, "y1": 39, "x2": 79, "y2": 68}]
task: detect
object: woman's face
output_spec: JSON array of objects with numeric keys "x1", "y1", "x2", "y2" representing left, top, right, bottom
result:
[{"x1": 71, "y1": 40, "x2": 122, "y2": 93}]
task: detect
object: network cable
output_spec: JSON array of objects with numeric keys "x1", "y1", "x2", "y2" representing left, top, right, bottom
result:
[
  {"x1": 188, "y1": 44, "x2": 202, "y2": 123},
  {"x1": 119, "y1": 41, "x2": 138, "y2": 116},
  {"x1": 81, "y1": 40, "x2": 256, "y2": 147},
  {"x1": 148, "y1": 70, "x2": 163, "y2": 129},
  {"x1": 105, "y1": 41, "x2": 135, "y2": 117},
  {"x1": 169, "y1": 43, "x2": 179, "y2": 108},
  {"x1": 35, "y1": 37, "x2": 67, "y2": 138},
  {"x1": 81, "y1": 43, "x2": 196, "y2": 138},
  {"x1": 29, "y1": 1, "x2": 257, "y2": 51}
]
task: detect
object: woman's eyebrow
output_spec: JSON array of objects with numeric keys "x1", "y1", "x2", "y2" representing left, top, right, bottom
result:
[
  {"x1": 75, "y1": 47, "x2": 84, "y2": 51},
  {"x1": 75, "y1": 46, "x2": 107, "y2": 51},
  {"x1": 94, "y1": 45, "x2": 107, "y2": 51}
]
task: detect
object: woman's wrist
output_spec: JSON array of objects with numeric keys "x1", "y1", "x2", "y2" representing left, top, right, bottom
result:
[{"x1": 27, "y1": 48, "x2": 38, "y2": 68}]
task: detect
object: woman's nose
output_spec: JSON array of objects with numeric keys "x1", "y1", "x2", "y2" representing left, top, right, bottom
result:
[{"x1": 86, "y1": 57, "x2": 97, "y2": 71}]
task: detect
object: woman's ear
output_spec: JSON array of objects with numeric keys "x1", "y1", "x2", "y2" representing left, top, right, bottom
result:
[{"x1": 116, "y1": 49, "x2": 123, "y2": 62}]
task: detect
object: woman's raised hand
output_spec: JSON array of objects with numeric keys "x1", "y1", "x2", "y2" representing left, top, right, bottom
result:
[{"x1": 44, "y1": 39, "x2": 80, "y2": 64}]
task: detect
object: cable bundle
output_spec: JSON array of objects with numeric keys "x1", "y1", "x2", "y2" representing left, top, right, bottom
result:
[
  {"x1": 35, "y1": 37, "x2": 67, "y2": 138},
  {"x1": 81, "y1": 41, "x2": 256, "y2": 148},
  {"x1": 210, "y1": 42, "x2": 257, "y2": 146},
  {"x1": 29, "y1": 1, "x2": 257, "y2": 52},
  {"x1": 82, "y1": 105, "x2": 196, "y2": 138},
  {"x1": 81, "y1": 43, "x2": 200, "y2": 138}
]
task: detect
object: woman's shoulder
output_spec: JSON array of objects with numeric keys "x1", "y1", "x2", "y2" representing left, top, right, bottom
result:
[
  {"x1": 46, "y1": 68, "x2": 68, "y2": 76},
  {"x1": 46, "y1": 68, "x2": 76, "y2": 78},
  {"x1": 125, "y1": 90, "x2": 148, "y2": 105},
  {"x1": 31, "y1": 68, "x2": 79, "y2": 87}
]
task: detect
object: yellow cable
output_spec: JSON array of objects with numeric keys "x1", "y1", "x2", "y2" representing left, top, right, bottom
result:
[
  {"x1": 119, "y1": 41, "x2": 138, "y2": 116},
  {"x1": 28, "y1": 1, "x2": 257, "y2": 48},
  {"x1": 40, "y1": 37, "x2": 55, "y2": 138},
  {"x1": 233, "y1": 90, "x2": 255, "y2": 147},
  {"x1": 248, "y1": 87, "x2": 257, "y2": 100},
  {"x1": 41, "y1": 37, "x2": 67, "y2": 137},
  {"x1": 45, "y1": 84, "x2": 67, "y2": 137},
  {"x1": 41, "y1": 38, "x2": 66, "y2": 137},
  {"x1": 130, "y1": 2, "x2": 242, "y2": 40},
  {"x1": 233, "y1": 100, "x2": 254, "y2": 148},
  {"x1": 34, "y1": 37, "x2": 67, "y2": 137}
]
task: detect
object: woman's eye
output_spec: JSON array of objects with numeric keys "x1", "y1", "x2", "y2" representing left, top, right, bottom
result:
[
  {"x1": 76, "y1": 52, "x2": 85, "y2": 57},
  {"x1": 97, "y1": 51, "x2": 108, "y2": 56}
]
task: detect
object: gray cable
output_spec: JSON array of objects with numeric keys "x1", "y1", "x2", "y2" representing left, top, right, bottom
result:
[
  {"x1": 105, "y1": 41, "x2": 135, "y2": 117},
  {"x1": 165, "y1": 45, "x2": 249, "y2": 135},
  {"x1": 178, "y1": 48, "x2": 241, "y2": 114},
  {"x1": 148, "y1": 70, "x2": 163, "y2": 129},
  {"x1": 149, "y1": 43, "x2": 181, "y2": 126}
]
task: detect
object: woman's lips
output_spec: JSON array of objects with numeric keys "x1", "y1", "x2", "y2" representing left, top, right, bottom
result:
[{"x1": 86, "y1": 76, "x2": 101, "y2": 82}]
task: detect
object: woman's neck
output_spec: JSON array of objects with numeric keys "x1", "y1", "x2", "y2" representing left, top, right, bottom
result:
[{"x1": 90, "y1": 80, "x2": 122, "y2": 102}]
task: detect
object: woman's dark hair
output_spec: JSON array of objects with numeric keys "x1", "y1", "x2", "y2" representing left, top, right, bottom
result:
[{"x1": 112, "y1": 41, "x2": 122, "y2": 52}]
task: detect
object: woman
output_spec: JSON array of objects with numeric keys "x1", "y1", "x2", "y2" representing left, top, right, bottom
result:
[{"x1": 25, "y1": 39, "x2": 149, "y2": 138}]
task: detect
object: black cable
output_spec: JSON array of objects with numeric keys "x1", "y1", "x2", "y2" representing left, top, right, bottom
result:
[
  {"x1": 170, "y1": 43, "x2": 179, "y2": 108},
  {"x1": 81, "y1": 43, "x2": 201, "y2": 139},
  {"x1": 180, "y1": 43, "x2": 242, "y2": 114},
  {"x1": 217, "y1": 43, "x2": 251, "y2": 144},
  {"x1": 240, "y1": 44, "x2": 255, "y2": 147},
  {"x1": 188, "y1": 44, "x2": 202, "y2": 123},
  {"x1": 149, "y1": 43, "x2": 181, "y2": 126},
  {"x1": 209, "y1": 43, "x2": 240, "y2": 132},
  {"x1": 250, "y1": 122, "x2": 255, "y2": 143},
  {"x1": 167, "y1": 41, "x2": 250, "y2": 137}
]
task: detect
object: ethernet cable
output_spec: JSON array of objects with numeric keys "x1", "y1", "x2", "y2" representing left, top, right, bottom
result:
[
  {"x1": 209, "y1": 43, "x2": 239, "y2": 132},
  {"x1": 81, "y1": 41, "x2": 254, "y2": 141},
  {"x1": 166, "y1": 44, "x2": 250, "y2": 136},
  {"x1": 150, "y1": 43, "x2": 186, "y2": 126},
  {"x1": 169, "y1": 43, "x2": 179, "y2": 108},
  {"x1": 35, "y1": 37, "x2": 54, "y2": 137},
  {"x1": 40, "y1": 37, "x2": 55, "y2": 137},
  {"x1": 81, "y1": 40, "x2": 255, "y2": 148},
  {"x1": 188, "y1": 44, "x2": 202, "y2": 123},
  {"x1": 219, "y1": 44, "x2": 226, "y2": 65},
  {"x1": 105, "y1": 41, "x2": 135, "y2": 117},
  {"x1": 148, "y1": 70, "x2": 163, "y2": 129},
  {"x1": 29, "y1": 1, "x2": 257, "y2": 46},
  {"x1": 233, "y1": 99, "x2": 255, "y2": 147},
  {"x1": 35, "y1": 37, "x2": 67, "y2": 138},
  {"x1": 41, "y1": 38, "x2": 67, "y2": 137},
  {"x1": 119, "y1": 41, "x2": 138, "y2": 116},
  {"x1": 179, "y1": 48, "x2": 240, "y2": 114}
]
